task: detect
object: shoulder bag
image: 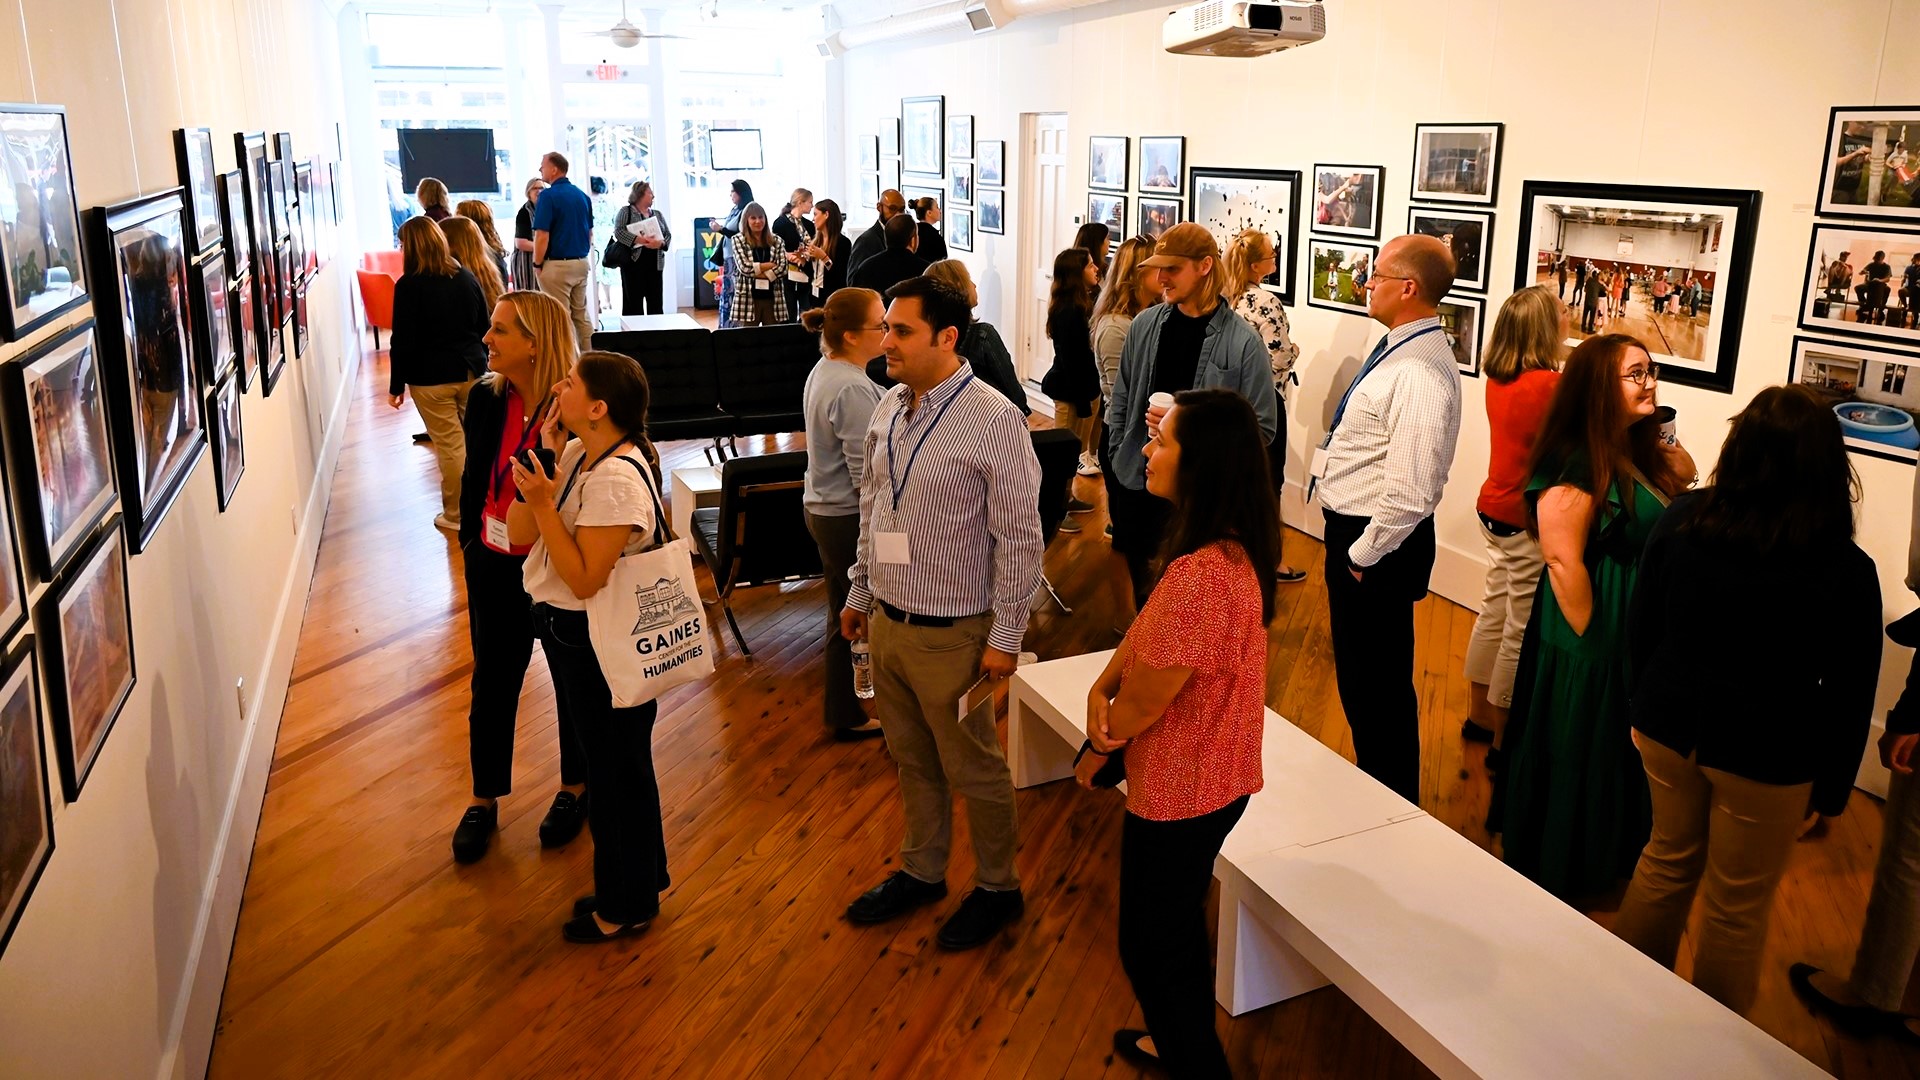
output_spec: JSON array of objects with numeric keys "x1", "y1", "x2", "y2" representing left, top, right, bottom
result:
[{"x1": 585, "y1": 455, "x2": 716, "y2": 707}]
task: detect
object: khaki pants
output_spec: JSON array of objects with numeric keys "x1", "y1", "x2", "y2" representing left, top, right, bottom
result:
[
  {"x1": 1462, "y1": 519, "x2": 1545, "y2": 708},
  {"x1": 409, "y1": 380, "x2": 472, "y2": 520},
  {"x1": 1613, "y1": 731, "x2": 1811, "y2": 1016},
  {"x1": 538, "y1": 257, "x2": 593, "y2": 348},
  {"x1": 869, "y1": 609, "x2": 1020, "y2": 891}
]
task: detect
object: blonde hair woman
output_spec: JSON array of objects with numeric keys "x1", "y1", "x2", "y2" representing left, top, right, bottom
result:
[
  {"x1": 1463, "y1": 284, "x2": 1569, "y2": 762},
  {"x1": 440, "y1": 215, "x2": 506, "y2": 311},
  {"x1": 450, "y1": 290, "x2": 589, "y2": 864},
  {"x1": 415, "y1": 177, "x2": 452, "y2": 221},
  {"x1": 391, "y1": 216, "x2": 489, "y2": 531},
  {"x1": 455, "y1": 199, "x2": 510, "y2": 288},
  {"x1": 1222, "y1": 228, "x2": 1304, "y2": 582}
]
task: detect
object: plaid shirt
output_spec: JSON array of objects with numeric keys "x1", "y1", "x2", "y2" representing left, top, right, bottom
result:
[{"x1": 727, "y1": 232, "x2": 791, "y2": 325}]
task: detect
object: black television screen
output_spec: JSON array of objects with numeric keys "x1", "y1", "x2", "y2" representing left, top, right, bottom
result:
[{"x1": 397, "y1": 128, "x2": 499, "y2": 193}]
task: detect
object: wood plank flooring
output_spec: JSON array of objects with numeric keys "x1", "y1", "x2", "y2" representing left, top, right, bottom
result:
[{"x1": 209, "y1": 330, "x2": 1920, "y2": 1078}]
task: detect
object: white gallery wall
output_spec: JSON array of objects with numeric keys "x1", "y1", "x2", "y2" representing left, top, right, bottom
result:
[
  {"x1": 0, "y1": 0, "x2": 360, "y2": 1077},
  {"x1": 840, "y1": 0, "x2": 1920, "y2": 771}
]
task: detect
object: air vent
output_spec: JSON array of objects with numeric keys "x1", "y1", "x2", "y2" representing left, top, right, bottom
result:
[
  {"x1": 1306, "y1": 4, "x2": 1325, "y2": 33},
  {"x1": 1194, "y1": 1, "x2": 1224, "y2": 31}
]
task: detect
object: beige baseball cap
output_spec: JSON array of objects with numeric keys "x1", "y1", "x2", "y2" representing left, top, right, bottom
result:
[{"x1": 1139, "y1": 222, "x2": 1219, "y2": 268}]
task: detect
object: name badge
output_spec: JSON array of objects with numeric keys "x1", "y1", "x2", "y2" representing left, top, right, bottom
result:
[
  {"x1": 787, "y1": 268, "x2": 809, "y2": 284},
  {"x1": 484, "y1": 512, "x2": 511, "y2": 550},
  {"x1": 753, "y1": 278, "x2": 771, "y2": 292},
  {"x1": 876, "y1": 531, "x2": 911, "y2": 565},
  {"x1": 1308, "y1": 444, "x2": 1330, "y2": 482}
]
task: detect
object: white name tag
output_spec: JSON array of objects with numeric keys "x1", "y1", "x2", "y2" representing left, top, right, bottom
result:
[
  {"x1": 787, "y1": 268, "x2": 809, "y2": 284},
  {"x1": 876, "y1": 531, "x2": 911, "y2": 565},
  {"x1": 753, "y1": 278, "x2": 771, "y2": 292},
  {"x1": 1309, "y1": 444, "x2": 1330, "y2": 482},
  {"x1": 484, "y1": 512, "x2": 511, "y2": 550}
]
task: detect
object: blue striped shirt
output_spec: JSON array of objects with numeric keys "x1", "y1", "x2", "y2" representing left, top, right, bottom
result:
[{"x1": 846, "y1": 362, "x2": 1044, "y2": 654}]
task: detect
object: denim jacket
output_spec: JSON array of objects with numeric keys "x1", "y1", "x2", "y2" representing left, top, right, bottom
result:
[{"x1": 1104, "y1": 301, "x2": 1280, "y2": 490}]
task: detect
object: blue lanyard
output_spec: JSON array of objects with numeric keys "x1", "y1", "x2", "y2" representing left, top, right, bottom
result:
[
  {"x1": 1328, "y1": 326, "x2": 1443, "y2": 437},
  {"x1": 887, "y1": 376, "x2": 973, "y2": 510},
  {"x1": 556, "y1": 439, "x2": 633, "y2": 508}
]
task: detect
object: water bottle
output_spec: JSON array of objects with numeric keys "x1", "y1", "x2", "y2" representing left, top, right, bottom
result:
[{"x1": 851, "y1": 639, "x2": 875, "y2": 699}]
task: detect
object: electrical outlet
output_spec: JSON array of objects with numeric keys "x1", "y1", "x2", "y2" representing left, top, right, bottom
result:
[{"x1": 235, "y1": 677, "x2": 248, "y2": 719}]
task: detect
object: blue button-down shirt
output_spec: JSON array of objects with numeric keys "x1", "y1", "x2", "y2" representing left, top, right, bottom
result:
[{"x1": 531, "y1": 176, "x2": 593, "y2": 260}]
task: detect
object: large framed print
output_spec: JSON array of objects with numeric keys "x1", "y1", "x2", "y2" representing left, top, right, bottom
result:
[
  {"x1": 0, "y1": 642, "x2": 52, "y2": 961},
  {"x1": 1312, "y1": 164, "x2": 1384, "y2": 239},
  {"x1": 1517, "y1": 180, "x2": 1761, "y2": 394},
  {"x1": 1817, "y1": 107, "x2": 1920, "y2": 223},
  {"x1": 217, "y1": 171, "x2": 250, "y2": 280},
  {"x1": 1088, "y1": 193, "x2": 1127, "y2": 242},
  {"x1": 1139, "y1": 198, "x2": 1183, "y2": 239},
  {"x1": 1089, "y1": 136, "x2": 1128, "y2": 193},
  {"x1": 1799, "y1": 222, "x2": 1920, "y2": 348},
  {"x1": 1791, "y1": 335, "x2": 1920, "y2": 464},
  {"x1": 977, "y1": 141, "x2": 1005, "y2": 188},
  {"x1": 949, "y1": 207, "x2": 975, "y2": 253},
  {"x1": 1189, "y1": 167, "x2": 1301, "y2": 304},
  {"x1": 2, "y1": 324, "x2": 117, "y2": 579},
  {"x1": 901, "y1": 96, "x2": 945, "y2": 179},
  {"x1": 879, "y1": 117, "x2": 900, "y2": 159},
  {"x1": 1411, "y1": 122, "x2": 1504, "y2": 206},
  {"x1": 191, "y1": 259, "x2": 236, "y2": 384},
  {"x1": 0, "y1": 104, "x2": 88, "y2": 341},
  {"x1": 1438, "y1": 293, "x2": 1486, "y2": 377},
  {"x1": 86, "y1": 189, "x2": 208, "y2": 555},
  {"x1": 172, "y1": 127, "x2": 222, "y2": 258},
  {"x1": 978, "y1": 189, "x2": 1004, "y2": 236},
  {"x1": 947, "y1": 114, "x2": 973, "y2": 163},
  {"x1": 38, "y1": 516, "x2": 135, "y2": 802},
  {"x1": 208, "y1": 371, "x2": 245, "y2": 509},
  {"x1": 235, "y1": 133, "x2": 276, "y2": 364},
  {"x1": 1407, "y1": 206, "x2": 1494, "y2": 293},
  {"x1": 1139, "y1": 137, "x2": 1185, "y2": 196},
  {"x1": 1307, "y1": 238, "x2": 1376, "y2": 317},
  {"x1": 232, "y1": 277, "x2": 259, "y2": 391},
  {"x1": 950, "y1": 163, "x2": 973, "y2": 207}
]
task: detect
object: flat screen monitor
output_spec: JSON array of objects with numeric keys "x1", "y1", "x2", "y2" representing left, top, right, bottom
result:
[
  {"x1": 397, "y1": 128, "x2": 499, "y2": 193},
  {"x1": 709, "y1": 128, "x2": 764, "y2": 171}
]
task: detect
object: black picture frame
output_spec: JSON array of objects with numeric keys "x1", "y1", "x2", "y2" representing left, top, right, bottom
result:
[
  {"x1": 85, "y1": 188, "x2": 209, "y2": 555},
  {"x1": 978, "y1": 189, "x2": 1004, "y2": 236},
  {"x1": 0, "y1": 103, "x2": 89, "y2": 342},
  {"x1": 1139, "y1": 198, "x2": 1183, "y2": 239},
  {"x1": 1089, "y1": 136, "x2": 1128, "y2": 193},
  {"x1": 272, "y1": 131, "x2": 294, "y2": 166},
  {"x1": 1088, "y1": 193, "x2": 1126, "y2": 243},
  {"x1": 1139, "y1": 136, "x2": 1186, "y2": 196},
  {"x1": 977, "y1": 141, "x2": 1005, "y2": 188},
  {"x1": 949, "y1": 207, "x2": 975, "y2": 253},
  {"x1": 232, "y1": 276, "x2": 259, "y2": 392},
  {"x1": 291, "y1": 161, "x2": 312, "y2": 287},
  {"x1": 947, "y1": 114, "x2": 973, "y2": 163},
  {"x1": 1407, "y1": 206, "x2": 1495, "y2": 293},
  {"x1": 1815, "y1": 107, "x2": 1920, "y2": 224},
  {"x1": 1307, "y1": 238, "x2": 1378, "y2": 317},
  {"x1": 38, "y1": 514, "x2": 135, "y2": 802},
  {"x1": 1791, "y1": 333, "x2": 1920, "y2": 465},
  {"x1": 0, "y1": 443, "x2": 22, "y2": 642},
  {"x1": 950, "y1": 163, "x2": 974, "y2": 207},
  {"x1": 901, "y1": 96, "x2": 945, "y2": 179},
  {"x1": 190, "y1": 258, "x2": 236, "y2": 385},
  {"x1": 172, "y1": 128, "x2": 222, "y2": 258},
  {"x1": 1410, "y1": 122, "x2": 1504, "y2": 206},
  {"x1": 217, "y1": 171, "x2": 250, "y2": 281},
  {"x1": 293, "y1": 284, "x2": 309, "y2": 360},
  {"x1": 1798, "y1": 221, "x2": 1920, "y2": 349},
  {"x1": 1438, "y1": 293, "x2": 1486, "y2": 377},
  {"x1": 234, "y1": 133, "x2": 276, "y2": 370},
  {"x1": 1189, "y1": 167, "x2": 1302, "y2": 305},
  {"x1": 1311, "y1": 164, "x2": 1385, "y2": 240},
  {"x1": 0, "y1": 639, "x2": 52, "y2": 961},
  {"x1": 1, "y1": 323, "x2": 117, "y2": 580},
  {"x1": 858, "y1": 135, "x2": 878, "y2": 173},
  {"x1": 265, "y1": 315, "x2": 291, "y2": 395},
  {"x1": 208, "y1": 370, "x2": 245, "y2": 510},
  {"x1": 904, "y1": 186, "x2": 944, "y2": 233},
  {"x1": 1517, "y1": 180, "x2": 1762, "y2": 394},
  {"x1": 884, "y1": 158, "x2": 902, "y2": 194},
  {"x1": 879, "y1": 117, "x2": 900, "y2": 159}
]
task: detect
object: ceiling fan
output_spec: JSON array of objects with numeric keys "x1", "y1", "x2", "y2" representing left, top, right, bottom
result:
[{"x1": 588, "y1": 0, "x2": 688, "y2": 48}]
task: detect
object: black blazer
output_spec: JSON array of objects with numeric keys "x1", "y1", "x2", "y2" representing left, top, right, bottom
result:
[
  {"x1": 916, "y1": 221, "x2": 948, "y2": 264},
  {"x1": 819, "y1": 234, "x2": 852, "y2": 301},
  {"x1": 850, "y1": 249, "x2": 929, "y2": 295},
  {"x1": 457, "y1": 380, "x2": 542, "y2": 553},
  {"x1": 389, "y1": 268, "x2": 488, "y2": 395}
]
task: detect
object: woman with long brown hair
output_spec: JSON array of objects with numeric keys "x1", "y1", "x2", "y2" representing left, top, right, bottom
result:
[
  {"x1": 440, "y1": 215, "x2": 505, "y2": 312},
  {"x1": 802, "y1": 198, "x2": 851, "y2": 306},
  {"x1": 455, "y1": 199, "x2": 510, "y2": 288},
  {"x1": 1493, "y1": 333, "x2": 1696, "y2": 900},
  {"x1": 390, "y1": 215, "x2": 489, "y2": 531},
  {"x1": 1040, "y1": 247, "x2": 1103, "y2": 532},
  {"x1": 726, "y1": 201, "x2": 789, "y2": 327}
]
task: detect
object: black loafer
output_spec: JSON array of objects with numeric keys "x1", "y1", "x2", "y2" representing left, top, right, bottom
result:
[
  {"x1": 845, "y1": 870, "x2": 948, "y2": 924},
  {"x1": 935, "y1": 887, "x2": 1024, "y2": 950},
  {"x1": 833, "y1": 721, "x2": 886, "y2": 742},
  {"x1": 1112, "y1": 1029, "x2": 1163, "y2": 1072},
  {"x1": 1789, "y1": 963, "x2": 1889, "y2": 1035},
  {"x1": 573, "y1": 894, "x2": 596, "y2": 918},
  {"x1": 562, "y1": 912, "x2": 649, "y2": 944},
  {"x1": 451, "y1": 803, "x2": 497, "y2": 864},
  {"x1": 539, "y1": 790, "x2": 589, "y2": 849}
]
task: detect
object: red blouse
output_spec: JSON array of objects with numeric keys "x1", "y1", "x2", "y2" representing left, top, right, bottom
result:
[
  {"x1": 1121, "y1": 542, "x2": 1266, "y2": 821},
  {"x1": 482, "y1": 393, "x2": 538, "y2": 556},
  {"x1": 1478, "y1": 369, "x2": 1559, "y2": 528}
]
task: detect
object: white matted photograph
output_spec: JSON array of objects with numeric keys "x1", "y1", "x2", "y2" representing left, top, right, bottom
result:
[
  {"x1": 1791, "y1": 334, "x2": 1920, "y2": 464},
  {"x1": 1088, "y1": 193, "x2": 1126, "y2": 242},
  {"x1": 1818, "y1": 107, "x2": 1920, "y2": 223},
  {"x1": 1407, "y1": 206, "x2": 1493, "y2": 293},
  {"x1": 977, "y1": 141, "x2": 1005, "y2": 187},
  {"x1": 1800, "y1": 222, "x2": 1920, "y2": 349},
  {"x1": 1139, "y1": 198, "x2": 1182, "y2": 239},
  {"x1": 947, "y1": 114, "x2": 973, "y2": 162},
  {"x1": 1312, "y1": 164, "x2": 1383, "y2": 239},
  {"x1": 1437, "y1": 293, "x2": 1485, "y2": 377},
  {"x1": 1410, "y1": 122, "x2": 1503, "y2": 206},
  {"x1": 1307, "y1": 238, "x2": 1375, "y2": 316},
  {"x1": 1089, "y1": 136, "x2": 1128, "y2": 192},
  {"x1": 948, "y1": 207, "x2": 975, "y2": 252},
  {"x1": 1139, "y1": 137, "x2": 1185, "y2": 195},
  {"x1": 978, "y1": 189, "x2": 1004, "y2": 234},
  {"x1": 1189, "y1": 167, "x2": 1300, "y2": 303}
]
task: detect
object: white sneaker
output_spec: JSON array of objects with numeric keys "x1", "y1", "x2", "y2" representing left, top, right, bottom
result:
[
  {"x1": 1076, "y1": 455, "x2": 1101, "y2": 477},
  {"x1": 434, "y1": 514, "x2": 458, "y2": 532}
]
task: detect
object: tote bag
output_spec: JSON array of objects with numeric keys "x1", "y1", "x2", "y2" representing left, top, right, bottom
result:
[{"x1": 586, "y1": 456, "x2": 715, "y2": 708}]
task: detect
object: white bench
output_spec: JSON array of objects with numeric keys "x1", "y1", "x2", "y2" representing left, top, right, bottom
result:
[{"x1": 1008, "y1": 652, "x2": 1826, "y2": 1079}]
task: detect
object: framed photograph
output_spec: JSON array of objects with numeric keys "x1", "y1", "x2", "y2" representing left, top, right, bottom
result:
[
  {"x1": 217, "y1": 171, "x2": 250, "y2": 281},
  {"x1": 1088, "y1": 193, "x2": 1127, "y2": 242},
  {"x1": 950, "y1": 163, "x2": 974, "y2": 207},
  {"x1": 1791, "y1": 335, "x2": 1920, "y2": 464},
  {"x1": 268, "y1": 158, "x2": 291, "y2": 246},
  {"x1": 978, "y1": 189, "x2": 1004, "y2": 235},
  {"x1": 859, "y1": 174, "x2": 880, "y2": 211},
  {"x1": 1518, "y1": 180, "x2": 1761, "y2": 394},
  {"x1": 1, "y1": 324, "x2": 116, "y2": 580},
  {"x1": 293, "y1": 284, "x2": 309, "y2": 360},
  {"x1": 1799, "y1": 222, "x2": 1920, "y2": 348},
  {"x1": 269, "y1": 315, "x2": 292, "y2": 394},
  {"x1": 904, "y1": 186, "x2": 944, "y2": 233},
  {"x1": 172, "y1": 128, "x2": 222, "y2": 258},
  {"x1": 1139, "y1": 198, "x2": 1183, "y2": 239},
  {"x1": 190, "y1": 259, "x2": 236, "y2": 385},
  {"x1": 86, "y1": 189, "x2": 209, "y2": 555},
  {"x1": 1411, "y1": 122, "x2": 1504, "y2": 206},
  {"x1": 977, "y1": 141, "x2": 1005, "y2": 188},
  {"x1": 291, "y1": 162, "x2": 312, "y2": 286},
  {"x1": 1818, "y1": 107, "x2": 1920, "y2": 223},
  {"x1": 232, "y1": 277, "x2": 259, "y2": 392},
  {"x1": 1437, "y1": 293, "x2": 1486, "y2": 377},
  {"x1": 0, "y1": 104, "x2": 89, "y2": 341},
  {"x1": 1307, "y1": 238, "x2": 1377, "y2": 317},
  {"x1": 858, "y1": 135, "x2": 878, "y2": 173},
  {"x1": 883, "y1": 158, "x2": 902, "y2": 194},
  {"x1": 1139, "y1": 137, "x2": 1186, "y2": 196},
  {"x1": 235, "y1": 132, "x2": 276, "y2": 362},
  {"x1": 272, "y1": 131, "x2": 294, "y2": 164},
  {"x1": 208, "y1": 371, "x2": 245, "y2": 509},
  {"x1": 947, "y1": 114, "x2": 973, "y2": 162},
  {"x1": 949, "y1": 208, "x2": 975, "y2": 253},
  {"x1": 880, "y1": 117, "x2": 900, "y2": 159},
  {"x1": 707, "y1": 128, "x2": 763, "y2": 171},
  {"x1": 0, "y1": 454, "x2": 20, "y2": 642},
  {"x1": 38, "y1": 515, "x2": 135, "y2": 802},
  {"x1": 1312, "y1": 164, "x2": 1384, "y2": 239},
  {"x1": 1189, "y1": 167, "x2": 1302, "y2": 304},
  {"x1": 0, "y1": 641, "x2": 52, "y2": 961},
  {"x1": 902, "y1": 96, "x2": 945, "y2": 178},
  {"x1": 1407, "y1": 206, "x2": 1494, "y2": 293},
  {"x1": 1089, "y1": 136, "x2": 1128, "y2": 193}
]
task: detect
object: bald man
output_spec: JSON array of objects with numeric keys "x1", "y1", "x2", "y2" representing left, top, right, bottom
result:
[
  {"x1": 849, "y1": 188, "x2": 907, "y2": 281},
  {"x1": 1311, "y1": 234, "x2": 1462, "y2": 804}
]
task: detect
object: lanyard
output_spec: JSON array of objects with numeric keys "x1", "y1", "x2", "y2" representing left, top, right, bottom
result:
[
  {"x1": 887, "y1": 376, "x2": 973, "y2": 510},
  {"x1": 556, "y1": 439, "x2": 633, "y2": 509},
  {"x1": 491, "y1": 392, "x2": 552, "y2": 501},
  {"x1": 1327, "y1": 326, "x2": 1443, "y2": 438}
]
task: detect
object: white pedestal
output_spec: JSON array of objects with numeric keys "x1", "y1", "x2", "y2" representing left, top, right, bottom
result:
[{"x1": 669, "y1": 465, "x2": 722, "y2": 544}]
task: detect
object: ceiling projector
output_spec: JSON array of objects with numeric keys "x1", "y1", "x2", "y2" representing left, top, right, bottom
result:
[{"x1": 1163, "y1": 0, "x2": 1325, "y2": 57}]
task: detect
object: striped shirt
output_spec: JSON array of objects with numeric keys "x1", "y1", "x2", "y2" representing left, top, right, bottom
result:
[
  {"x1": 846, "y1": 362, "x2": 1044, "y2": 655},
  {"x1": 1318, "y1": 315, "x2": 1462, "y2": 568}
]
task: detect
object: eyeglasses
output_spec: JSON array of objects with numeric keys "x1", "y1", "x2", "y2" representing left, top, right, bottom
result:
[
  {"x1": 861, "y1": 324, "x2": 887, "y2": 332},
  {"x1": 1623, "y1": 364, "x2": 1660, "y2": 387},
  {"x1": 1365, "y1": 274, "x2": 1410, "y2": 289}
]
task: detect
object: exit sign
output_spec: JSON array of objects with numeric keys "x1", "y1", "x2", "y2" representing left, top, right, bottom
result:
[{"x1": 594, "y1": 64, "x2": 623, "y2": 81}]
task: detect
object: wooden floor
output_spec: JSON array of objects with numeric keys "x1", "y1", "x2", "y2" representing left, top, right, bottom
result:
[{"x1": 208, "y1": 331, "x2": 1920, "y2": 1078}]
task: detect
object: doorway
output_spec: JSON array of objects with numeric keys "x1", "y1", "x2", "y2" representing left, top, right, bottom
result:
[{"x1": 1016, "y1": 112, "x2": 1070, "y2": 386}]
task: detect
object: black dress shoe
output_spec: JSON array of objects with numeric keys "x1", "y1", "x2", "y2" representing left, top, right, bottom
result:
[
  {"x1": 845, "y1": 870, "x2": 948, "y2": 924},
  {"x1": 935, "y1": 887, "x2": 1024, "y2": 950},
  {"x1": 539, "y1": 790, "x2": 589, "y2": 849},
  {"x1": 573, "y1": 894, "x2": 596, "y2": 918},
  {"x1": 562, "y1": 912, "x2": 649, "y2": 944},
  {"x1": 451, "y1": 803, "x2": 497, "y2": 864},
  {"x1": 1789, "y1": 963, "x2": 1890, "y2": 1035},
  {"x1": 1112, "y1": 1029, "x2": 1164, "y2": 1072},
  {"x1": 412, "y1": 431, "x2": 432, "y2": 445},
  {"x1": 833, "y1": 720, "x2": 886, "y2": 742}
]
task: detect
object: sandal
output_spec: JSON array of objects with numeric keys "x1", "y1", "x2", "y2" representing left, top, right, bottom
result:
[{"x1": 1276, "y1": 565, "x2": 1307, "y2": 583}]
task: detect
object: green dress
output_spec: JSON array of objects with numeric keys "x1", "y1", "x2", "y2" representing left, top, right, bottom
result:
[{"x1": 1495, "y1": 465, "x2": 1666, "y2": 900}]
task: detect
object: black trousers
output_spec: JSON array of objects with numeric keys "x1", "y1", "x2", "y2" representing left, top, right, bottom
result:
[
  {"x1": 1322, "y1": 510, "x2": 1436, "y2": 805},
  {"x1": 1118, "y1": 795, "x2": 1249, "y2": 1080},
  {"x1": 1581, "y1": 298, "x2": 1600, "y2": 333},
  {"x1": 619, "y1": 256, "x2": 664, "y2": 315},
  {"x1": 463, "y1": 543, "x2": 584, "y2": 798},
  {"x1": 533, "y1": 603, "x2": 669, "y2": 925},
  {"x1": 805, "y1": 510, "x2": 864, "y2": 730}
]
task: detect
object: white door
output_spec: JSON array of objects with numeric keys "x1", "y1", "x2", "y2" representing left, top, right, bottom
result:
[{"x1": 1017, "y1": 112, "x2": 1070, "y2": 386}]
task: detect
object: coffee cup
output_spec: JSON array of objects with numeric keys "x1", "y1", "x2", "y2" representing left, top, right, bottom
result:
[
  {"x1": 1653, "y1": 405, "x2": 1678, "y2": 447},
  {"x1": 1146, "y1": 391, "x2": 1175, "y2": 439}
]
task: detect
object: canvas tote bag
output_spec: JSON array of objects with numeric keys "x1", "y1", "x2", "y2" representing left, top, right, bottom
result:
[{"x1": 585, "y1": 455, "x2": 715, "y2": 707}]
